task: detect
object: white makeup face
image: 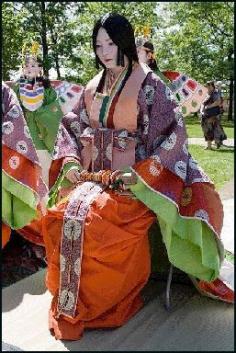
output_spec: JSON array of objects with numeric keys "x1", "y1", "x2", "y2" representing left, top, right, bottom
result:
[
  {"x1": 23, "y1": 57, "x2": 42, "y2": 79},
  {"x1": 95, "y1": 27, "x2": 124, "y2": 69}
]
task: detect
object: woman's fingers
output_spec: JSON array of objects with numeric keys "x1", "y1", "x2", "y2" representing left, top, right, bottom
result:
[
  {"x1": 111, "y1": 170, "x2": 122, "y2": 184},
  {"x1": 119, "y1": 172, "x2": 137, "y2": 185},
  {"x1": 65, "y1": 169, "x2": 137, "y2": 186},
  {"x1": 66, "y1": 169, "x2": 80, "y2": 184}
]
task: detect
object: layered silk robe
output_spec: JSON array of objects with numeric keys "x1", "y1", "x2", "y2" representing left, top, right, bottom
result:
[
  {"x1": 43, "y1": 63, "x2": 229, "y2": 340},
  {"x1": 2, "y1": 82, "x2": 47, "y2": 247}
]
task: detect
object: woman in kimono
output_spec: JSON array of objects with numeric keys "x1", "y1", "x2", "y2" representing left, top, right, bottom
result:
[
  {"x1": 12, "y1": 45, "x2": 64, "y2": 186},
  {"x1": 43, "y1": 14, "x2": 233, "y2": 341},
  {"x1": 7, "y1": 42, "x2": 83, "y2": 186},
  {"x1": 4, "y1": 42, "x2": 83, "y2": 258},
  {"x1": 2, "y1": 82, "x2": 47, "y2": 248}
]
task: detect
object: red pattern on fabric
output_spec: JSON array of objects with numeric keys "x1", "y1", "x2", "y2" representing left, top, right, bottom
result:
[
  {"x1": 162, "y1": 71, "x2": 180, "y2": 81},
  {"x1": 133, "y1": 158, "x2": 223, "y2": 236},
  {"x1": 186, "y1": 80, "x2": 197, "y2": 91},
  {"x1": 3, "y1": 144, "x2": 41, "y2": 194},
  {"x1": 199, "y1": 279, "x2": 234, "y2": 303},
  {"x1": 71, "y1": 86, "x2": 82, "y2": 93}
]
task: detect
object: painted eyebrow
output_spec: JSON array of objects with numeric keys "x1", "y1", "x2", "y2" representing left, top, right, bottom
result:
[{"x1": 96, "y1": 38, "x2": 113, "y2": 43}]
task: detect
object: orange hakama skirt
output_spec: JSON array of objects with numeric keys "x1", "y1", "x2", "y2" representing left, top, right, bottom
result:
[{"x1": 42, "y1": 189, "x2": 155, "y2": 340}]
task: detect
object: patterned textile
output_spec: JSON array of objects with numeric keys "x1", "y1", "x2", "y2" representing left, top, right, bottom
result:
[
  {"x1": 52, "y1": 70, "x2": 224, "y2": 243},
  {"x1": 133, "y1": 74, "x2": 223, "y2": 237},
  {"x1": 19, "y1": 79, "x2": 44, "y2": 111},
  {"x1": 44, "y1": 65, "x2": 231, "y2": 340},
  {"x1": 2, "y1": 83, "x2": 46, "y2": 248},
  {"x1": 58, "y1": 182, "x2": 105, "y2": 318},
  {"x1": 49, "y1": 69, "x2": 228, "y2": 282},
  {"x1": 5, "y1": 80, "x2": 67, "y2": 190},
  {"x1": 50, "y1": 80, "x2": 83, "y2": 115},
  {"x1": 2, "y1": 82, "x2": 47, "y2": 199},
  {"x1": 162, "y1": 71, "x2": 208, "y2": 117}
]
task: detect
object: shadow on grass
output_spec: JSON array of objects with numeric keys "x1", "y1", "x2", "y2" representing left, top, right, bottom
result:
[
  {"x1": 215, "y1": 149, "x2": 234, "y2": 153},
  {"x1": 207, "y1": 146, "x2": 234, "y2": 153},
  {"x1": 185, "y1": 114, "x2": 234, "y2": 128},
  {"x1": 198, "y1": 149, "x2": 234, "y2": 154}
]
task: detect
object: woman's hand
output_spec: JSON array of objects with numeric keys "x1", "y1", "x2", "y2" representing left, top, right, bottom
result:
[
  {"x1": 119, "y1": 172, "x2": 137, "y2": 185},
  {"x1": 66, "y1": 169, "x2": 81, "y2": 184},
  {"x1": 112, "y1": 171, "x2": 137, "y2": 189}
]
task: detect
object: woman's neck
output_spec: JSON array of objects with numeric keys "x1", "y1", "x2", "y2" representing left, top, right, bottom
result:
[
  {"x1": 104, "y1": 65, "x2": 127, "y2": 94},
  {"x1": 107, "y1": 54, "x2": 130, "y2": 78},
  {"x1": 108, "y1": 66, "x2": 125, "y2": 78}
]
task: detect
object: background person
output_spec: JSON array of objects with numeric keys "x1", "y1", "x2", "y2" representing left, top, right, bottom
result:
[
  {"x1": 200, "y1": 81, "x2": 227, "y2": 149},
  {"x1": 13, "y1": 43, "x2": 64, "y2": 186}
]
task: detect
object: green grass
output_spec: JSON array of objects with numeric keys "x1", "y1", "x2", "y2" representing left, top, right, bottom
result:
[
  {"x1": 185, "y1": 114, "x2": 234, "y2": 138},
  {"x1": 188, "y1": 144, "x2": 234, "y2": 190}
]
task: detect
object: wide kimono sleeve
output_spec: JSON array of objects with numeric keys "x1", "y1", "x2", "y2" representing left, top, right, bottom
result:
[
  {"x1": 2, "y1": 83, "x2": 47, "y2": 231},
  {"x1": 48, "y1": 89, "x2": 90, "y2": 206},
  {"x1": 130, "y1": 72, "x2": 224, "y2": 282}
]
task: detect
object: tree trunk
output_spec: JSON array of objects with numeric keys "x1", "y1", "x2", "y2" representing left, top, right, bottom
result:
[
  {"x1": 55, "y1": 55, "x2": 61, "y2": 80},
  {"x1": 228, "y1": 75, "x2": 234, "y2": 121},
  {"x1": 227, "y1": 50, "x2": 233, "y2": 121},
  {"x1": 49, "y1": 28, "x2": 61, "y2": 79},
  {"x1": 40, "y1": 1, "x2": 49, "y2": 77}
]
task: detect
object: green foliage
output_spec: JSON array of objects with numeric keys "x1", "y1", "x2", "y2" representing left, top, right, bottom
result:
[
  {"x1": 155, "y1": 2, "x2": 234, "y2": 83},
  {"x1": 2, "y1": 2, "x2": 25, "y2": 79},
  {"x1": 71, "y1": 2, "x2": 160, "y2": 84},
  {"x1": 2, "y1": 1, "x2": 234, "y2": 86}
]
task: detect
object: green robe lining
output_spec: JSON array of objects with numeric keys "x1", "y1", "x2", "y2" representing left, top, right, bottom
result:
[
  {"x1": 2, "y1": 171, "x2": 38, "y2": 229},
  {"x1": 48, "y1": 162, "x2": 81, "y2": 208},
  {"x1": 130, "y1": 175, "x2": 224, "y2": 282}
]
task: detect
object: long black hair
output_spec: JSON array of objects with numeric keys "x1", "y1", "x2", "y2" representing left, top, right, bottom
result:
[
  {"x1": 92, "y1": 13, "x2": 138, "y2": 93},
  {"x1": 92, "y1": 13, "x2": 138, "y2": 69},
  {"x1": 143, "y1": 41, "x2": 158, "y2": 71}
]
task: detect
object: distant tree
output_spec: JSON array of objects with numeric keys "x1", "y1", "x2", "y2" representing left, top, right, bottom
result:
[
  {"x1": 2, "y1": 2, "x2": 25, "y2": 80},
  {"x1": 3, "y1": 1, "x2": 234, "y2": 119},
  {"x1": 71, "y1": 1, "x2": 160, "y2": 84},
  {"x1": 155, "y1": 2, "x2": 234, "y2": 119}
]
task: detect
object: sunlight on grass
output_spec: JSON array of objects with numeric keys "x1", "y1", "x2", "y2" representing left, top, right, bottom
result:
[
  {"x1": 188, "y1": 144, "x2": 234, "y2": 190},
  {"x1": 185, "y1": 115, "x2": 234, "y2": 138}
]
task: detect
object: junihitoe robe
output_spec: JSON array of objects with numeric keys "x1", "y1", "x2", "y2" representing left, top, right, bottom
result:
[
  {"x1": 43, "y1": 63, "x2": 233, "y2": 341},
  {"x1": 2, "y1": 82, "x2": 47, "y2": 247}
]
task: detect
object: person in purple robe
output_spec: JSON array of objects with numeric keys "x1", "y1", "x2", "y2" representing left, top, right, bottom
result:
[{"x1": 41, "y1": 14, "x2": 233, "y2": 341}]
